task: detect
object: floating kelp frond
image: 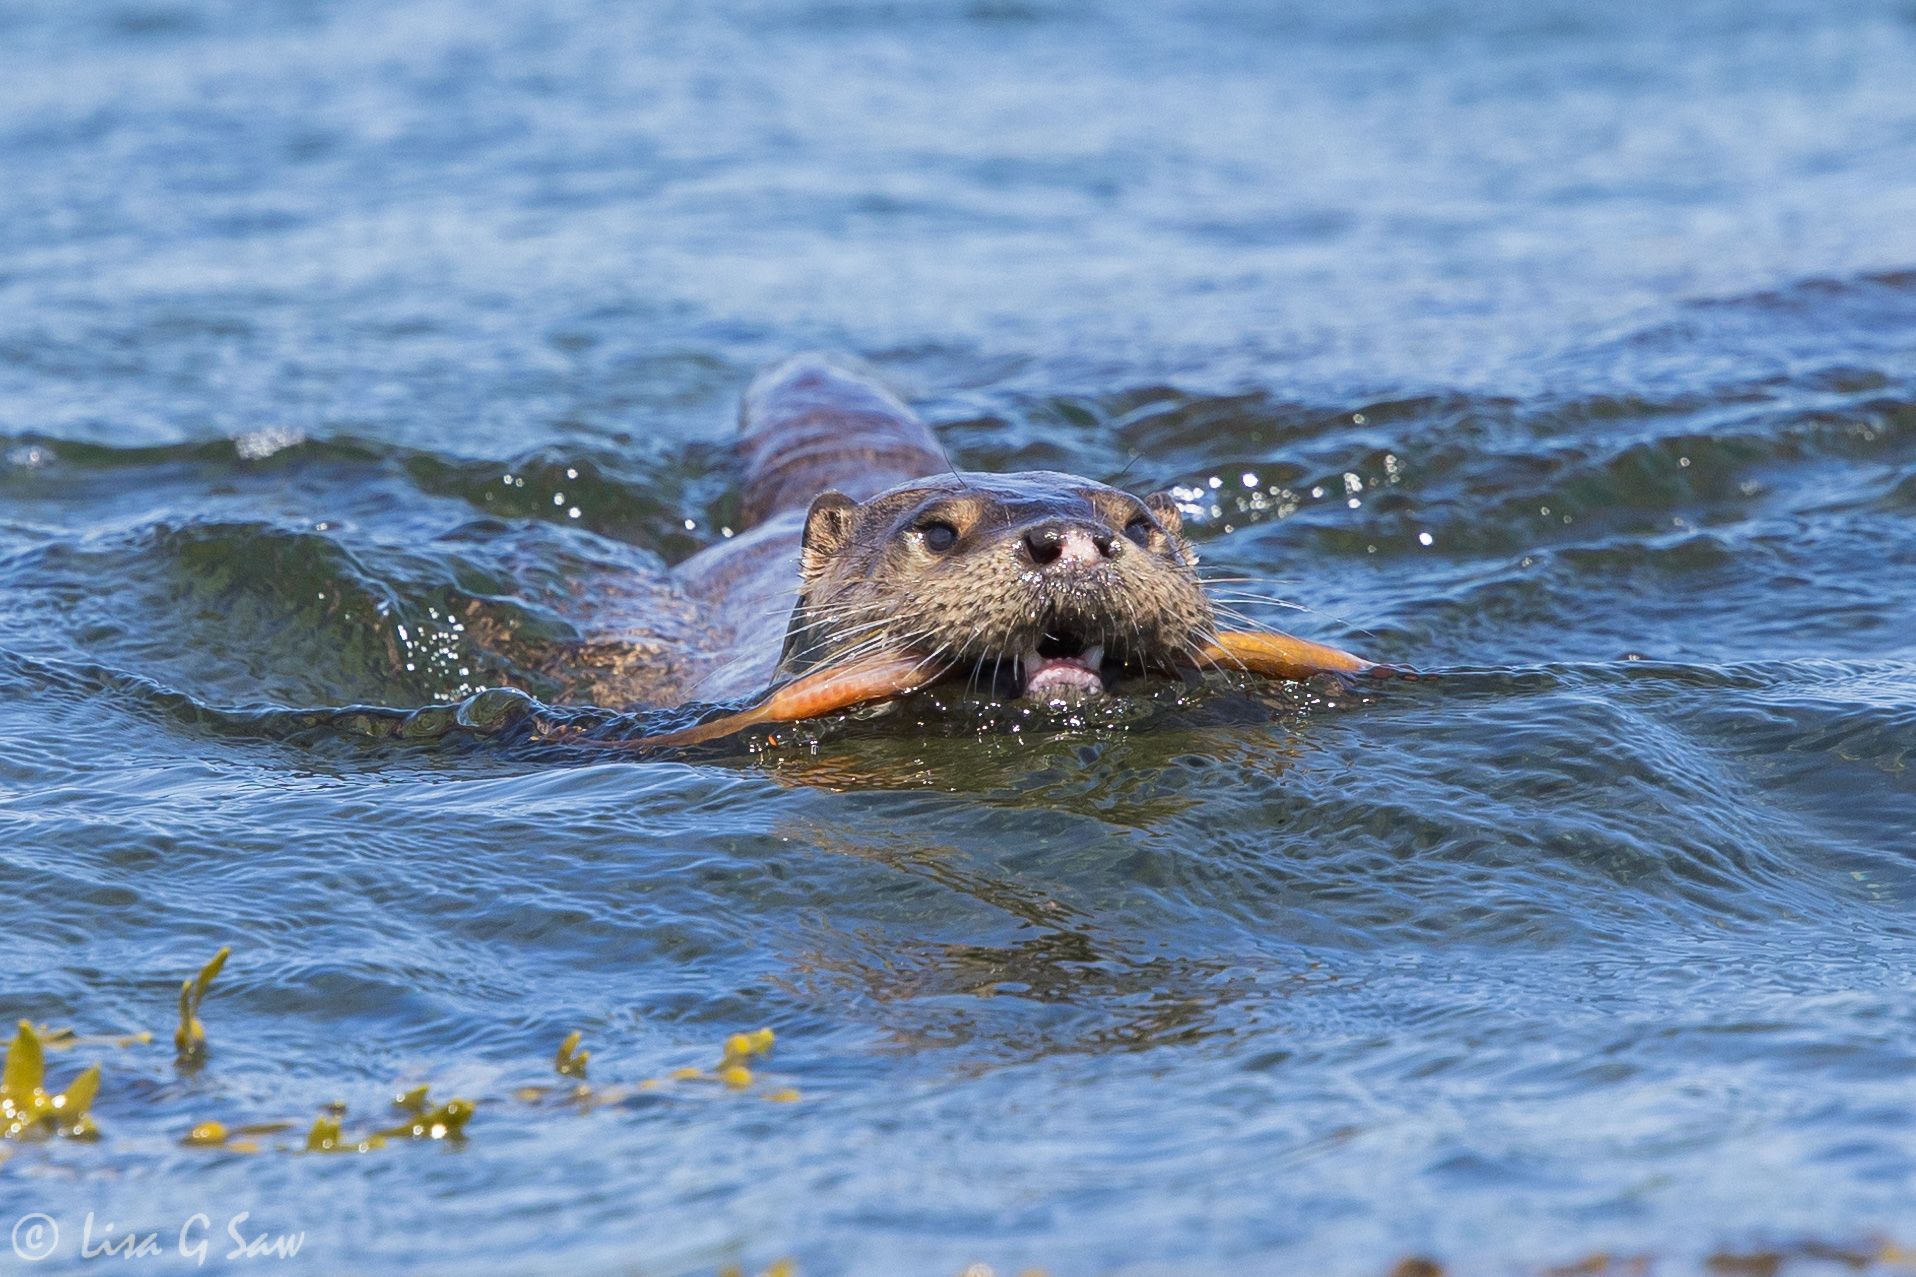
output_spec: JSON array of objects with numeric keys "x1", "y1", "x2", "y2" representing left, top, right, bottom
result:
[
  {"x1": 513, "y1": 1030, "x2": 599, "y2": 1104},
  {"x1": 645, "y1": 1027, "x2": 789, "y2": 1099},
  {"x1": 30, "y1": 1025, "x2": 153, "y2": 1052},
  {"x1": 183, "y1": 1120, "x2": 230, "y2": 1147},
  {"x1": 516, "y1": 1028, "x2": 799, "y2": 1109},
  {"x1": 303, "y1": 1088, "x2": 474, "y2": 1154},
  {"x1": 302, "y1": 1110, "x2": 353, "y2": 1154},
  {"x1": 181, "y1": 1119, "x2": 294, "y2": 1154},
  {"x1": 378, "y1": 1086, "x2": 475, "y2": 1142},
  {"x1": 2, "y1": 1022, "x2": 102, "y2": 1142},
  {"x1": 555, "y1": 1030, "x2": 589, "y2": 1078},
  {"x1": 630, "y1": 1027, "x2": 791, "y2": 1100},
  {"x1": 174, "y1": 946, "x2": 230, "y2": 1068},
  {"x1": 712, "y1": 1027, "x2": 778, "y2": 1091},
  {"x1": 16, "y1": 1007, "x2": 792, "y2": 1161},
  {"x1": 719, "y1": 1028, "x2": 775, "y2": 1069},
  {"x1": 9, "y1": 952, "x2": 227, "y2": 1146}
]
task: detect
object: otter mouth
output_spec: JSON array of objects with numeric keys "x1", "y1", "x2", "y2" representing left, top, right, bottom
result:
[{"x1": 1017, "y1": 628, "x2": 1108, "y2": 701}]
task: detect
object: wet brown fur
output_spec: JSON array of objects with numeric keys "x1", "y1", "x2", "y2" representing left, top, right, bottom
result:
[
  {"x1": 561, "y1": 354, "x2": 1216, "y2": 707},
  {"x1": 781, "y1": 471, "x2": 1214, "y2": 685}
]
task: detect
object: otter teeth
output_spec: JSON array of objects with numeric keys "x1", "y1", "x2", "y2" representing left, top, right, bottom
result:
[{"x1": 1020, "y1": 642, "x2": 1106, "y2": 700}]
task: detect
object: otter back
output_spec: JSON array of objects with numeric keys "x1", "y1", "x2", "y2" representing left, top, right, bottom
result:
[
  {"x1": 659, "y1": 356, "x2": 947, "y2": 701},
  {"x1": 736, "y1": 354, "x2": 946, "y2": 529}
]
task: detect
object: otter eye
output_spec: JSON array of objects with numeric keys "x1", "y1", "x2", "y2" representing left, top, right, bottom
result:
[
  {"x1": 917, "y1": 520, "x2": 958, "y2": 552},
  {"x1": 1124, "y1": 515, "x2": 1154, "y2": 547}
]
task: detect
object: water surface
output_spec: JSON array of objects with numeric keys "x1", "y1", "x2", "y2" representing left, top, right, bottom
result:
[{"x1": 3, "y1": 1, "x2": 1915, "y2": 1273}]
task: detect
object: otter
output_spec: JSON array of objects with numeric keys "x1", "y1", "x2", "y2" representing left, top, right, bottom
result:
[{"x1": 587, "y1": 354, "x2": 1382, "y2": 748}]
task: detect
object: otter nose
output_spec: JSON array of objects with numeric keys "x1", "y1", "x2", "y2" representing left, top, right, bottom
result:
[{"x1": 1022, "y1": 523, "x2": 1114, "y2": 567}]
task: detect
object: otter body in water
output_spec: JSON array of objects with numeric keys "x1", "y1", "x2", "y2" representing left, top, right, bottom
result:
[{"x1": 586, "y1": 355, "x2": 1378, "y2": 747}]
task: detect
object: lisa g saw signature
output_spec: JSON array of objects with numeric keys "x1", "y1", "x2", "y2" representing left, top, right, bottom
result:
[{"x1": 11, "y1": 1211, "x2": 305, "y2": 1265}]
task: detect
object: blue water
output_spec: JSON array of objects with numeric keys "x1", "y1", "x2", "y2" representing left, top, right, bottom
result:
[{"x1": 3, "y1": 1, "x2": 1915, "y2": 1273}]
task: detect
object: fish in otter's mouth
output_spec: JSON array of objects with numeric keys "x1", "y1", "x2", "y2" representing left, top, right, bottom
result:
[{"x1": 575, "y1": 468, "x2": 1385, "y2": 751}]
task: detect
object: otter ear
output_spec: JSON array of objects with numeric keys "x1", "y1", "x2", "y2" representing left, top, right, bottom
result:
[
  {"x1": 1144, "y1": 490, "x2": 1184, "y2": 537},
  {"x1": 800, "y1": 490, "x2": 860, "y2": 578}
]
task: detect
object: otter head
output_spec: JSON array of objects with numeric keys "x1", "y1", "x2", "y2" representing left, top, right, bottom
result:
[{"x1": 779, "y1": 471, "x2": 1214, "y2": 700}]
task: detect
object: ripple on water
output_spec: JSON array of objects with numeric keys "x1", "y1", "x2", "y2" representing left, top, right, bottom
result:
[{"x1": 4, "y1": 0, "x2": 1916, "y2": 1272}]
